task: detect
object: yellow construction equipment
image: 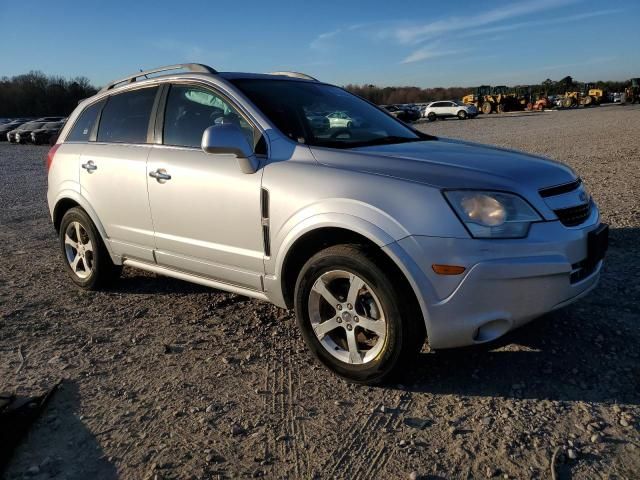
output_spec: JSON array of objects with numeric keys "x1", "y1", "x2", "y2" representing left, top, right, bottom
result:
[{"x1": 560, "y1": 82, "x2": 605, "y2": 108}]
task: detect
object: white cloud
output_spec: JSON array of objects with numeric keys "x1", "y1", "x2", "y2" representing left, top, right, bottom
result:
[
  {"x1": 310, "y1": 29, "x2": 343, "y2": 50},
  {"x1": 462, "y1": 8, "x2": 622, "y2": 37},
  {"x1": 392, "y1": 0, "x2": 579, "y2": 44},
  {"x1": 401, "y1": 44, "x2": 470, "y2": 64}
]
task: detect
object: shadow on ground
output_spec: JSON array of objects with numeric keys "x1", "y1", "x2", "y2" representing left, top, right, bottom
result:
[{"x1": 3, "y1": 381, "x2": 117, "y2": 480}]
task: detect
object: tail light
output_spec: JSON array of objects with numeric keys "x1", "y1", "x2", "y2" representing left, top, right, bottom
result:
[{"x1": 46, "y1": 143, "x2": 61, "y2": 172}]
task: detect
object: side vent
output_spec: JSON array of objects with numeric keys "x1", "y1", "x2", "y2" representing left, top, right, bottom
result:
[{"x1": 261, "y1": 188, "x2": 271, "y2": 256}]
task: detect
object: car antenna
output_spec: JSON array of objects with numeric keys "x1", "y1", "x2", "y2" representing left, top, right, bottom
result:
[{"x1": 140, "y1": 68, "x2": 149, "y2": 79}]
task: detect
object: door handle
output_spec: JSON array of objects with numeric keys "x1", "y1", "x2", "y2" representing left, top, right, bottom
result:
[
  {"x1": 149, "y1": 168, "x2": 172, "y2": 182},
  {"x1": 81, "y1": 160, "x2": 97, "y2": 173}
]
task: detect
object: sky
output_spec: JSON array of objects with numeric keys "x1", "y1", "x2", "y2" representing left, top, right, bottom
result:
[{"x1": 1, "y1": 0, "x2": 639, "y2": 88}]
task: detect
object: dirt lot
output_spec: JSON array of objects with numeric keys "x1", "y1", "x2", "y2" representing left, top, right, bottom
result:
[{"x1": 1, "y1": 105, "x2": 639, "y2": 480}]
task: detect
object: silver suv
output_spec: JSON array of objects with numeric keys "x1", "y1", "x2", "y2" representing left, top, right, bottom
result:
[{"x1": 47, "y1": 64, "x2": 608, "y2": 384}]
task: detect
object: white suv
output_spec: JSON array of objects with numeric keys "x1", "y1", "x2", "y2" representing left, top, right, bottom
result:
[
  {"x1": 423, "y1": 100, "x2": 478, "y2": 121},
  {"x1": 47, "y1": 64, "x2": 606, "y2": 384}
]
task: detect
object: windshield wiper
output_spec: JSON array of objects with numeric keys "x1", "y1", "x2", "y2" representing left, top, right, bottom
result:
[{"x1": 351, "y1": 136, "x2": 424, "y2": 148}]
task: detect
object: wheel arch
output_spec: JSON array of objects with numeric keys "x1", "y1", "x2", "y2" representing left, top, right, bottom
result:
[
  {"x1": 52, "y1": 191, "x2": 118, "y2": 262},
  {"x1": 277, "y1": 224, "x2": 428, "y2": 341}
]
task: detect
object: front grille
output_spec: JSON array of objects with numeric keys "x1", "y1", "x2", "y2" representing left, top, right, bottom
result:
[
  {"x1": 539, "y1": 178, "x2": 581, "y2": 198},
  {"x1": 554, "y1": 202, "x2": 591, "y2": 227}
]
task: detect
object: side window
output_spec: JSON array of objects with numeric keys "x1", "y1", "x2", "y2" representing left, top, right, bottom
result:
[
  {"x1": 66, "y1": 100, "x2": 105, "y2": 142},
  {"x1": 97, "y1": 87, "x2": 158, "y2": 144},
  {"x1": 163, "y1": 85, "x2": 255, "y2": 149}
]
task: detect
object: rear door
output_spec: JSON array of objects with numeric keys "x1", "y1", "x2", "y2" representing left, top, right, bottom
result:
[
  {"x1": 79, "y1": 86, "x2": 159, "y2": 262},
  {"x1": 444, "y1": 102, "x2": 458, "y2": 117},
  {"x1": 430, "y1": 102, "x2": 447, "y2": 117}
]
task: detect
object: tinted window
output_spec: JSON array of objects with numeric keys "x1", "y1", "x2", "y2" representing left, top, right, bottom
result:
[
  {"x1": 230, "y1": 79, "x2": 421, "y2": 149},
  {"x1": 67, "y1": 100, "x2": 105, "y2": 142},
  {"x1": 97, "y1": 87, "x2": 157, "y2": 144},
  {"x1": 163, "y1": 84, "x2": 254, "y2": 148}
]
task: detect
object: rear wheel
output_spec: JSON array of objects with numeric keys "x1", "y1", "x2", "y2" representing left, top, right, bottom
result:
[
  {"x1": 562, "y1": 97, "x2": 574, "y2": 108},
  {"x1": 481, "y1": 101, "x2": 493, "y2": 114},
  {"x1": 294, "y1": 245, "x2": 425, "y2": 384},
  {"x1": 497, "y1": 103, "x2": 507, "y2": 113},
  {"x1": 59, "y1": 207, "x2": 121, "y2": 290},
  {"x1": 457, "y1": 110, "x2": 467, "y2": 120},
  {"x1": 427, "y1": 112, "x2": 436, "y2": 122}
]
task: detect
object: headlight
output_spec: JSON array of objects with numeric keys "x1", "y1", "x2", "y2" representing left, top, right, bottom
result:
[{"x1": 444, "y1": 190, "x2": 541, "y2": 238}]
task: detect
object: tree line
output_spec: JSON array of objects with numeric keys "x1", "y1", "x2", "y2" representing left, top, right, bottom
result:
[{"x1": 0, "y1": 71, "x2": 97, "y2": 117}]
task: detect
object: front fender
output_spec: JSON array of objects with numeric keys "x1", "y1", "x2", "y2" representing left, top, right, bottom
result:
[{"x1": 264, "y1": 211, "x2": 437, "y2": 336}]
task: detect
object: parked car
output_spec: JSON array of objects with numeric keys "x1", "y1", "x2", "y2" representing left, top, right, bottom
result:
[
  {"x1": 423, "y1": 100, "x2": 477, "y2": 121},
  {"x1": 0, "y1": 119, "x2": 30, "y2": 140},
  {"x1": 399, "y1": 105, "x2": 422, "y2": 122},
  {"x1": 326, "y1": 111, "x2": 362, "y2": 129},
  {"x1": 10, "y1": 121, "x2": 47, "y2": 143},
  {"x1": 382, "y1": 105, "x2": 420, "y2": 122},
  {"x1": 31, "y1": 121, "x2": 66, "y2": 145},
  {"x1": 305, "y1": 112, "x2": 330, "y2": 133},
  {"x1": 47, "y1": 64, "x2": 607, "y2": 384}
]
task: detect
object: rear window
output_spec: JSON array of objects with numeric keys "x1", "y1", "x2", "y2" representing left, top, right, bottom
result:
[
  {"x1": 67, "y1": 100, "x2": 105, "y2": 142},
  {"x1": 97, "y1": 87, "x2": 158, "y2": 144}
]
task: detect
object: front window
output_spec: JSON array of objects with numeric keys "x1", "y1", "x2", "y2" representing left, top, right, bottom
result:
[
  {"x1": 230, "y1": 79, "x2": 423, "y2": 149},
  {"x1": 163, "y1": 84, "x2": 255, "y2": 149}
]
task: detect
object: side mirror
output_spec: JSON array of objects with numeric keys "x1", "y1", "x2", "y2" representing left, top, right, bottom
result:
[{"x1": 201, "y1": 124, "x2": 258, "y2": 174}]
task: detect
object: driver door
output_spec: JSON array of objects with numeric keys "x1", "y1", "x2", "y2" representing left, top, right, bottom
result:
[{"x1": 146, "y1": 83, "x2": 265, "y2": 290}]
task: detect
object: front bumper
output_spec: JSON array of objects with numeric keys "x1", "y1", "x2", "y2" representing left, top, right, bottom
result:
[{"x1": 391, "y1": 218, "x2": 604, "y2": 349}]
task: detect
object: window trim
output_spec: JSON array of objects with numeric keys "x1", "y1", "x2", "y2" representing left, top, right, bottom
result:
[
  {"x1": 155, "y1": 80, "x2": 266, "y2": 154},
  {"x1": 94, "y1": 85, "x2": 161, "y2": 146}
]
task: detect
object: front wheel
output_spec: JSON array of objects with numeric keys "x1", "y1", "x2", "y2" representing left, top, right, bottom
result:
[
  {"x1": 59, "y1": 207, "x2": 121, "y2": 290},
  {"x1": 427, "y1": 112, "x2": 436, "y2": 122},
  {"x1": 294, "y1": 245, "x2": 425, "y2": 384}
]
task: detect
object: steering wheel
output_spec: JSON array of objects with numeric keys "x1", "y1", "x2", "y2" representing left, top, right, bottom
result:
[{"x1": 329, "y1": 128, "x2": 353, "y2": 139}]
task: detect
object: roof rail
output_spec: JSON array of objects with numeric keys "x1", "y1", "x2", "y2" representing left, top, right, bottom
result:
[
  {"x1": 268, "y1": 71, "x2": 318, "y2": 81},
  {"x1": 99, "y1": 63, "x2": 218, "y2": 92}
]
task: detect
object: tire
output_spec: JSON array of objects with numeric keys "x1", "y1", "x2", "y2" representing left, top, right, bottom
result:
[
  {"x1": 583, "y1": 95, "x2": 593, "y2": 106},
  {"x1": 481, "y1": 101, "x2": 493, "y2": 114},
  {"x1": 427, "y1": 112, "x2": 436, "y2": 122},
  {"x1": 562, "y1": 97, "x2": 574, "y2": 108},
  {"x1": 347, "y1": 121, "x2": 353, "y2": 128},
  {"x1": 59, "y1": 207, "x2": 121, "y2": 290},
  {"x1": 294, "y1": 244, "x2": 425, "y2": 384},
  {"x1": 457, "y1": 110, "x2": 467, "y2": 120},
  {"x1": 497, "y1": 103, "x2": 507, "y2": 113}
]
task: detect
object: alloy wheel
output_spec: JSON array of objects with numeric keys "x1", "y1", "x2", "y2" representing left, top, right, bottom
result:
[
  {"x1": 64, "y1": 221, "x2": 94, "y2": 279},
  {"x1": 308, "y1": 270, "x2": 387, "y2": 365}
]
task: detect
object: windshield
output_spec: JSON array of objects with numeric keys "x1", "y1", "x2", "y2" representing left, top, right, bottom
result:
[{"x1": 230, "y1": 79, "x2": 423, "y2": 149}]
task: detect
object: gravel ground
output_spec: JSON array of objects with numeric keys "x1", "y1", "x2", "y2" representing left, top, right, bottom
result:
[{"x1": 1, "y1": 105, "x2": 639, "y2": 480}]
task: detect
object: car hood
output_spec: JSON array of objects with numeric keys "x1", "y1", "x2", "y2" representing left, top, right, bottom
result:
[{"x1": 311, "y1": 137, "x2": 576, "y2": 194}]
